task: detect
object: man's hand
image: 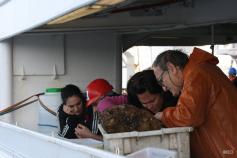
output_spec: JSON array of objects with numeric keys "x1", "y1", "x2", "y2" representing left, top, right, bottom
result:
[
  {"x1": 75, "y1": 124, "x2": 93, "y2": 138},
  {"x1": 154, "y1": 112, "x2": 163, "y2": 120}
]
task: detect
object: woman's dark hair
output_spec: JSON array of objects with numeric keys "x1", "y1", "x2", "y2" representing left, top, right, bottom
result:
[
  {"x1": 127, "y1": 69, "x2": 163, "y2": 108},
  {"x1": 61, "y1": 84, "x2": 86, "y2": 113}
]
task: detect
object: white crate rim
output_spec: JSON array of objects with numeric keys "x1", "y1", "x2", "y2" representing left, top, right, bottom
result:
[
  {"x1": 126, "y1": 147, "x2": 178, "y2": 158},
  {"x1": 98, "y1": 124, "x2": 193, "y2": 139}
]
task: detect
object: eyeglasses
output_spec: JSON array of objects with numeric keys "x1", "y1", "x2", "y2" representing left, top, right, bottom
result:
[{"x1": 157, "y1": 71, "x2": 166, "y2": 86}]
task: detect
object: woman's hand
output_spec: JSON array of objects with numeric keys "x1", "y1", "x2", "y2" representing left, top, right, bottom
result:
[
  {"x1": 75, "y1": 124, "x2": 93, "y2": 138},
  {"x1": 63, "y1": 105, "x2": 74, "y2": 115},
  {"x1": 75, "y1": 124, "x2": 103, "y2": 141}
]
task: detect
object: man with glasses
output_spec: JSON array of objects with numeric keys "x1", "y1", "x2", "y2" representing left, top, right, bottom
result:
[{"x1": 152, "y1": 47, "x2": 237, "y2": 158}]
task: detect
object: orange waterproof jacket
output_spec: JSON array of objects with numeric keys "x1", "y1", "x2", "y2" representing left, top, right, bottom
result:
[{"x1": 161, "y1": 48, "x2": 237, "y2": 158}]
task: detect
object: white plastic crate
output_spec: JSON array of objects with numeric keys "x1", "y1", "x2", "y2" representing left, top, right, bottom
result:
[
  {"x1": 0, "y1": 122, "x2": 125, "y2": 158},
  {"x1": 55, "y1": 137, "x2": 104, "y2": 149},
  {"x1": 99, "y1": 125, "x2": 193, "y2": 158},
  {"x1": 126, "y1": 147, "x2": 177, "y2": 158}
]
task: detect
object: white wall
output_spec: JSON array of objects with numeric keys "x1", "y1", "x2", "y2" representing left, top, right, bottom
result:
[
  {"x1": 12, "y1": 31, "x2": 121, "y2": 131},
  {"x1": 0, "y1": 39, "x2": 13, "y2": 123}
]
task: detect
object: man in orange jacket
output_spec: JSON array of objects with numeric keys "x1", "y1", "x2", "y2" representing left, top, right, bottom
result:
[{"x1": 153, "y1": 47, "x2": 237, "y2": 158}]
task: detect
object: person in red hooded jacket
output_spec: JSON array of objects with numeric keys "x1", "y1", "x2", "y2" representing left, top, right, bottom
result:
[{"x1": 152, "y1": 47, "x2": 237, "y2": 158}]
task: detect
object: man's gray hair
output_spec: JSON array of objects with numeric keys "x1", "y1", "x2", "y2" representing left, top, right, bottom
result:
[{"x1": 152, "y1": 50, "x2": 189, "y2": 71}]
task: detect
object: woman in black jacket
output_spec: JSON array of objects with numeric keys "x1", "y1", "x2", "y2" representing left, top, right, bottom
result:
[{"x1": 58, "y1": 85, "x2": 98, "y2": 139}]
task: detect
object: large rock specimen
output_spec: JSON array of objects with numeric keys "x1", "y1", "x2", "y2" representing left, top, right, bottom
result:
[{"x1": 100, "y1": 104, "x2": 161, "y2": 133}]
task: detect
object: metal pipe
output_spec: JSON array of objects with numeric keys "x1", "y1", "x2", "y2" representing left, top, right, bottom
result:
[{"x1": 210, "y1": 24, "x2": 215, "y2": 54}]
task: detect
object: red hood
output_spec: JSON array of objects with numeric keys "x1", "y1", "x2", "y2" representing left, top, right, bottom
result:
[{"x1": 188, "y1": 47, "x2": 219, "y2": 66}]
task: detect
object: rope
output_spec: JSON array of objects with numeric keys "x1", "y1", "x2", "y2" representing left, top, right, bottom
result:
[
  {"x1": 0, "y1": 93, "x2": 57, "y2": 117},
  {"x1": 38, "y1": 96, "x2": 57, "y2": 116},
  {"x1": 0, "y1": 99, "x2": 38, "y2": 116},
  {"x1": 0, "y1": 93, "x2": 44, "y2": 114}
]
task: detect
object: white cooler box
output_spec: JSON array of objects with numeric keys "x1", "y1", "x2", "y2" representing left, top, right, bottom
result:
[{"x1": 99, "y1": 125, "x2": 193, "y2": 158}]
